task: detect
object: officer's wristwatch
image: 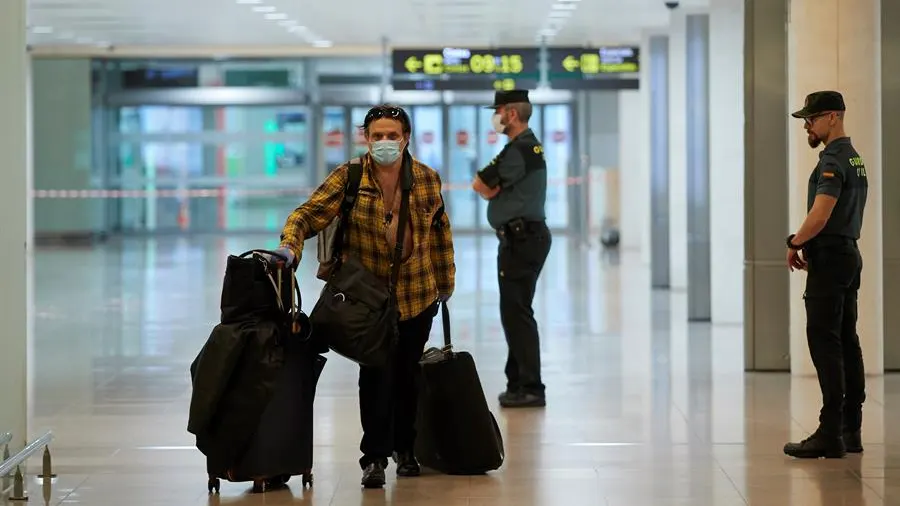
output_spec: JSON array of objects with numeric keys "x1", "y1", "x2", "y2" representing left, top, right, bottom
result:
[{"x1": 786, "y1": 234, "x2": 802, "y2": 250}]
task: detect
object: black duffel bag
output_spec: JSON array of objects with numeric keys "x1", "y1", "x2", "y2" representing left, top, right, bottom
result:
[{"x1": 308, "y1": 159, "x2": 411, "y2": 368}]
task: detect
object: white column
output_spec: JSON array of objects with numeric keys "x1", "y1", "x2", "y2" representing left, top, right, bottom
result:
[
  {"x1": 788, "y1": 0, "x2": 883, "y2": 375},
  {"x1": 667, "y1": 10, "x2": 689, "y2": 290},
  {"x1": 617, "y1": 86, "x2": 647, "y2": 262},
  {"x1": 0, "y1": 0, "x2": 32, "y2": 446},
  {"x1": 708, "y1": 0, "x2": 745, "y2": 324}
]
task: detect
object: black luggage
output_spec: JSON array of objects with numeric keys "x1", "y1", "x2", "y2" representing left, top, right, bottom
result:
[
  {"x1": 226, "y1": 330, "x2": 325, "y2": 490},
  {"x1": 414, "y1": 302, "x2": 505, "y2": 475},
  {"x1": 188, "y1": 249, "x2": 324, "y2": 494}
]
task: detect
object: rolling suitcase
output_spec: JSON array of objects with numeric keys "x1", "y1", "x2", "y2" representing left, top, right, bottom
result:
[
  {"x1": 191, "y1": 250, "x2": 324, "y2": 494},
  {"x1": 225, "y1": 331, "x2": 325, "y2": 492},
  {"x1": 414, "y1": 301, "x2": 505, "y2": 475}
]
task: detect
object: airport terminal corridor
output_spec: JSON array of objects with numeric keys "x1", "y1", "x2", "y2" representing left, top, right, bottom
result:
[
  {"x1": 3, "y1": 0, "x2": 900, "y2": 504},
  {"x1": 12, "y1": 236, "x2": 898, "y2": 505}
]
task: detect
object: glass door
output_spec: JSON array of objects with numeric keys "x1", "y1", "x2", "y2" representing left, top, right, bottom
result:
[
  {"x1": 409, "y1": 106, "x2": 444, "y2": 176},
  {"x1": 542, "y1": 104, "x2": 571, "y2": 229},
  {"x1": 446, "y1": 106, "x2": 479, "y2": 230},
  {"x1": 321, "y1": 106, "x2": 347, "y2": 173},
  {"x1": 350, "y1": 107, "x2": 369, "y2": 159}
]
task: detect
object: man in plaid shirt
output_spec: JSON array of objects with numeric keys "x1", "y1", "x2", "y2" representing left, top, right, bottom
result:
[{"x1": 274, "y1": 105, "x2": 455, "y2": 488}]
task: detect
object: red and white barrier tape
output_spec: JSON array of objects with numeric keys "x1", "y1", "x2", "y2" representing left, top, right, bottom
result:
[{"x1": 32, "y1": 175, "x2": 590, "y2": 199}]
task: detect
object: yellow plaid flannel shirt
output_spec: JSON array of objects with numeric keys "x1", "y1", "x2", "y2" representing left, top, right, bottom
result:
[{"x1": 280, "y1": 153, "x2": 456, "y2": 321}]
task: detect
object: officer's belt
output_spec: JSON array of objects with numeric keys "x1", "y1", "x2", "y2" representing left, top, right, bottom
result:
[
  {"x1": 495, "y1": 218, "x2": 545, "y2": 240},
  {"x1": 805, "y1": 235, "x2": 857, "y2": 250}
]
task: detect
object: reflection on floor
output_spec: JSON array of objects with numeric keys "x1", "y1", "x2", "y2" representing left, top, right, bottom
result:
[{"x1": 8, "y1": 234, "x2": 899, "y2": 505}]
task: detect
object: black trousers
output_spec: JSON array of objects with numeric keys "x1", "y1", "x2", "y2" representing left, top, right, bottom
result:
[
  {"x1": 803, "y1": 237, "x2": 866, "y2": 436},
  {"x1": 497, "y1": 220, "x2": 552, "y2": 396},
  {"x1": 358, "y1": 301, "x2": 438, "y2": 469}
]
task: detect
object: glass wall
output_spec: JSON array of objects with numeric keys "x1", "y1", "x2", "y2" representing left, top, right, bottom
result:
[
  {"x1": 110, "y1": 105, "x2": 312, "y2": 233},
  {"x1": 108, "y1": 101, "x2": 574, "y2": 234}
]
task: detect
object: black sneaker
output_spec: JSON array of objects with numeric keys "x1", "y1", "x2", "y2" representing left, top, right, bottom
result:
[
  {"x1": 784, "y1": 431, "x2": 846, "y2": 459},
  {"x1": 843, "y1": 431, "x2": 864, "y2": 453},
  {"x1": 393, "y1": 451, "x2": 421, "y2": 477},
  {"x1": 499, "y1": 391, "x2": 546, "y2": 408},
  {"x1": 498, "y1": 390, "x2": 516, "y2": 404},
  {"x1": 361, "y1": 462, "x2": 386, "y2": 488}
]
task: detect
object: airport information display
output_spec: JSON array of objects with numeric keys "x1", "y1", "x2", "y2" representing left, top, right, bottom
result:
[
  {"x1": 391, "y1": 47, "x2": 539, "y2": 91},
  {"x1": 546, "y1": 46, "x2": 640, "y2": 89}
]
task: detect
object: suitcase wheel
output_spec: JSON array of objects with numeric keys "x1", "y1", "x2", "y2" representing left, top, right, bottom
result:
[
  {"x1": 252, "y1": 479, "x2": 266, "y2": 494},
  {"x1": 301, "y1": 471, "x2": 313, "y2": 488},
  {"x1": 207, "y1": 477, "x2": 220, "y2": 494}
]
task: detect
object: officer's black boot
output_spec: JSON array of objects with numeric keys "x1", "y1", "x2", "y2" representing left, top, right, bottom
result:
[
  {"x1": 783, "y1": 429, "x2": 846, "y2": 459},
  {"x1": 842, "y1": 430, "x2": 864, "y2": 453}
]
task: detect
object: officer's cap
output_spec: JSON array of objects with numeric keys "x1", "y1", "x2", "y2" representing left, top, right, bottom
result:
[
  {"x1": 791, "y1": 91, "x2": 846, "y2": 118},
  {"x1": 486, "y1": 89, "x2": 530, "y2": 109}
]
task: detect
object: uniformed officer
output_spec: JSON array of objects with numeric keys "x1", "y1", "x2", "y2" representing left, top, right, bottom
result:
[
  {"x1": 472, "y1": 89, "x2": 551, "y2": 408},
  {"x1": 782, "y1": 90, "x2": 868, "y2": 459}
]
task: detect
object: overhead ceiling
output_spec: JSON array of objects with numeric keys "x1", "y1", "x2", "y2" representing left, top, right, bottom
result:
[{"x1": 27, "y1": 0, "x2": 709, "y2": 55}]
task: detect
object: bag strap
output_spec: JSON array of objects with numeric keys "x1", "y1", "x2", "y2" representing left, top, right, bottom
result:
[
  {"x1": 388, "y1": 155, "x2": 412, "y2": 300},
  {"x1": 332, "y1": 160, "x2": 364, "y2": 261}
]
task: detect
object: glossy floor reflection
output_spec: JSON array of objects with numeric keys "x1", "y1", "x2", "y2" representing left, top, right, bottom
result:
[{"x1": 10, "y1": 234, "x2": 900, "y2": 505}]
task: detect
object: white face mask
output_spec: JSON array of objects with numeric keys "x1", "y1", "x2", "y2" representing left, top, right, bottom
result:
[
  {"x1": 369, "y1": 139, "x2": 402, "y2": 165},
  {"x1": 491, "y1": 113, "x2": 506, "y2": 134}
]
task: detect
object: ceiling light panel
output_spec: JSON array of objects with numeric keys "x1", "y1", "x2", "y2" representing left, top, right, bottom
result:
[{"x1": 27, "y1": 0, "x2": 648, "y2": 50}]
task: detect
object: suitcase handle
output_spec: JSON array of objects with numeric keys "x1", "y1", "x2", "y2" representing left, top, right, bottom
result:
[
  {"x1": 440, "y1": 300, "x2": 451, "y2": 349},
  {"x1": 238, "y1": 249, "x2": 288, "y2": 262}
]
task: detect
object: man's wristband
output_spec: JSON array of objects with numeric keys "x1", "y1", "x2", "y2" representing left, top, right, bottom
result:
[{"x1": 786, "y1": 234, "x2": 802, "y2": 250}]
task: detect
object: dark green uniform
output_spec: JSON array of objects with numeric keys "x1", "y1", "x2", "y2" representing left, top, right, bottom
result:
[
  {"x1": 802, "y1": 135, "x2": 867, "y2": 441},
  {"x1": 478, "y1": 128, "x2": 548, "y2": 229},
  {"x1": 806, "y1": 137, "x2": 867, "y2": 238},
  {"x1": 478, "y1": 90, "x2": 551, "y2": 406}
]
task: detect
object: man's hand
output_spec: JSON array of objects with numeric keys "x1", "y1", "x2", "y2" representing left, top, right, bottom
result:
[
  {"x1": 472, "y1": 175, "x2": 500, "y2": 200},
  {"x1": 786, "y1": 247, "x2": 807, "y2": 272},
  {"x1": 262, "y1": 247, "x2": 296, "y2": 268}
]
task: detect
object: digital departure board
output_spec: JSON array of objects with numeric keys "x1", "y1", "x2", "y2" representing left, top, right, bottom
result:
[
  {"x1": 391, "y1": 47, "x2": 540, "y2": 91},
  {"x1": 547, "y1": 46, "x2": 640, "y2": 89}
]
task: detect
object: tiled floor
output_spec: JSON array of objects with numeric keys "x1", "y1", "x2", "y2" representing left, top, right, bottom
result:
[{"x1": 5, "y1": 234, "x2": 900, "y2": 505}]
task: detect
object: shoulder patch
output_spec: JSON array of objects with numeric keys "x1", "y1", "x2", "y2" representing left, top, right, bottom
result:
[{"x1": 822, "y1": 171, "x2": 835, "y2": 178}]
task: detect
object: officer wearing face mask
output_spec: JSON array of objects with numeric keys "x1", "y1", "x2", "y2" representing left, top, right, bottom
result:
[
  {"x1": 275, "y1": 104, "x2": 456, "y2": 488},
  {"x1": 472, "y1": 90, "x2": 551, "y2": 409}
]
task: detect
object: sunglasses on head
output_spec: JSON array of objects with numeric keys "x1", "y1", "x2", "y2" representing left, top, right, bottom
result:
[{"x1": 363, "y1": 106, "x2": 410, "y2": 130}]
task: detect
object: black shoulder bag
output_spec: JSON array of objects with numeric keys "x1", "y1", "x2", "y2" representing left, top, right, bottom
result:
[{"x1": 308, "y1": 156, "x2": 411, "y2": 368}]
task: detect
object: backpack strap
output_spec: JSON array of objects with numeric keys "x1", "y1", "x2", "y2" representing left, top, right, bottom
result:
[{"x1": 332, "y1": 159, "x2": 364, "y2": 261}]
